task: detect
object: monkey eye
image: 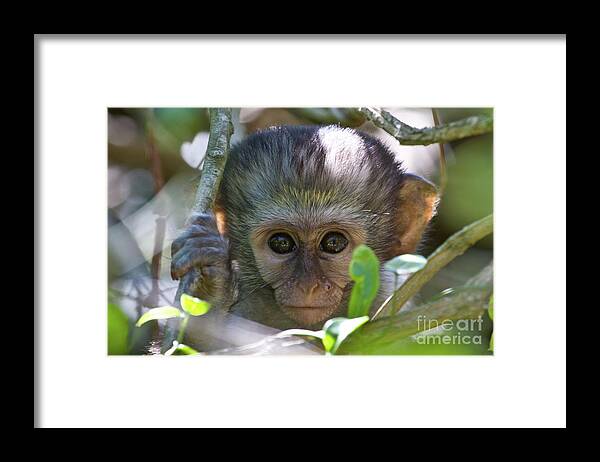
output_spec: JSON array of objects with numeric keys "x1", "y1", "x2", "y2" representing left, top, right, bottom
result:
[
  {"x1": 268, "y1": 232, "x2": 297, "y2": 254},
  {"x1": 320, "y1": 232, "x2": 348, "y2": 254}
]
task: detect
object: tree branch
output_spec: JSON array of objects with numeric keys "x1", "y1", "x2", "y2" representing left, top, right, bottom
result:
[
  {"x1": 142, "y1": 109, "x2": 168, "y2": 347},
  {"x1": 432, "y1": 108, "x2": 447, "y2": 196},
  {"x1": 386, "y1": 214, "x2": 493, "y2": 316},
  {"x1": 189, "y1": 108, "x2": 234, "y2": 216},
  {"x1": 358, "y1": 107, "x2": 493, "y2": 146},
  {"x1": 336, "y1": 261, "x2": 492, "y2": 355},
  {"x1": 144, "y1": 109, "x2": 167, "y2": 308},
  {"x1": 176, "y1": 108, "x2": 234, "y2": 303}
]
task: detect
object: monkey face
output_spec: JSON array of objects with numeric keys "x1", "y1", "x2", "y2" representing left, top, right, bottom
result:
[
  {"x1": 250, "y1": 220, "x2": 367, "y2": 327},
  {"x1": 219, "y1": 125, "x2": 439, "y2": 330}
]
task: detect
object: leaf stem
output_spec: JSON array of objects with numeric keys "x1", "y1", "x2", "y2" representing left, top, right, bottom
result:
[{"x1": 177, "y1": 314, "x2": 190, "y2": 344}]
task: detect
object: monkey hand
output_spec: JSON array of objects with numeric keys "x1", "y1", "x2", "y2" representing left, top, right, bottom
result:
[{"x1": 170, "y1": 212, "x2": 232, "y2": 309}]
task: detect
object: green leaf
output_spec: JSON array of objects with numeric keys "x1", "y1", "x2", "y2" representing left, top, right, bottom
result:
[
  {"x1": 322, "y1": 330, "x2": 335, "y2": 353},
  {"x1": 108, "y1": 303, "x2": 129, "y2": 355},
  {"x1": 277, "y1": 329, "x2": 325, "y2": 340},
  {"x1": 164, "y1": 341, "x2": 199, "y2": 356},
  {"x1": 384, "y1": 254, "x2": 427, "y2": 275},
  {"x1": 322, "y1": 316, "x2": 370, "y2": 355},
  {"x1": 348, "y1": 245, "x2": 380, "y2": 318},
  {"x1": 135, "y1": 306, "x2": 183, "y2": 327},
  {"x1": 180, "y1": 293, "x2": 212, "y2": 316}
]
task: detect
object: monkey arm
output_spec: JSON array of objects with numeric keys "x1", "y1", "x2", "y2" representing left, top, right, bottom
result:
[{"x1": 170, "y1": 212, "x2": 237, "y2": 311}]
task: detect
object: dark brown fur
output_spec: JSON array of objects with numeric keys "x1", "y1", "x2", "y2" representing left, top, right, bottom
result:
[{"x1": 171, "y1": 125, "x2": 438, "y2": 330}]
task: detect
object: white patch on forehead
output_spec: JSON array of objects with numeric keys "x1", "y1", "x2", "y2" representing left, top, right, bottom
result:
[{"x1": 317, "y1": 126, "x2": 370, "y2": 183}]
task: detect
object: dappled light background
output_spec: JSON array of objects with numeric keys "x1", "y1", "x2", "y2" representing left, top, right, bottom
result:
[{"x1": 107, "y1": 108, "x2": 493, "y2": 355}]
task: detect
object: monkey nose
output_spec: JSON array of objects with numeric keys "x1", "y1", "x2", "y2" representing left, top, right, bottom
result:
[
  {"x1": 298, "y1": 281, "x2": 320, "y2": 296},
  {"x1": 298, "y1": 279, "x2": 332, "y2": 296}
]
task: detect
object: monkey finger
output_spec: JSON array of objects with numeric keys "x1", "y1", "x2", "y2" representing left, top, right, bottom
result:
[
  {"x1": 188, "y1": 212, "x2": 220, "y2": 231},
  {"x1": 172, "y1": 227, "x2": 215, "y2": 250},
  {"x1": 172, "y1": 237, "x2": 228, "y2": 262},
  {"x1": 171, "y1": 225, "x2": 224, "y2": 254},
  {"x1": 170, "y1": 236, "x2": 185, "y2": 258},
  {"x1": 171, "y1": 230, "x2": 226, "y2": 257},
  {"x1": 185, "y1": 223, "x2": 222, "y2": 238},
  {"x1": 170, "y1": 246, "x2": 228, "y2": 280},
  {"x1": 186, "y1": 234, "x2": 227, "y2": 250},
  {"x1": 171, "y1": 237, "x2": 216, "y2": 258}
]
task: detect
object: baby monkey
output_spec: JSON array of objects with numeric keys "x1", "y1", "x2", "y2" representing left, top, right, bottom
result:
[{"x1": 171, "y1": 125, "x2": 438, "y2": 330}]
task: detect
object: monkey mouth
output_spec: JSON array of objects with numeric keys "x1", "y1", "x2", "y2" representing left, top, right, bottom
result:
[{"x1": 280, "y1": 304, "x2": 340, "y2": 327}]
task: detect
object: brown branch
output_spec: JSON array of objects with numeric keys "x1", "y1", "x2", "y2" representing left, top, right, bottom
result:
[
  {"x1": 358, "y1": 107, "x2": 493, "y2": 146},
  {"x1": 143, "y1": 109, "x2": 167, "y2": 311}
]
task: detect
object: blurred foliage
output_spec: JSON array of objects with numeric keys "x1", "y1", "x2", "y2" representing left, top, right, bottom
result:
[
  {"x1": 107, "y1": 303, "x2": 129, "y2": 355},
  {"x1": 108, "y1": 107, "x2": 210, "y2": 179},
  {"x1": 287, "y1": 108, "x2": 366, "y2": 127},
  {"x1": 155, "y1": 108, "x2": 209, "y2": 142},
  {"x1": 108, "y1": 107, "x2": 494, "y2": 356},
  {"x1": 438, "y1": 107, "x2": 493, "y2": 121},
  {"x1": 438, "y1": 133, "x2": 493, "y2": 248},
  {"x1": 488, "y1": 294, "x2": 494, "y2": 352},
  {"x1": 132, "y1": 294, "x2": 213, "y2": 355},
  {"x1": 366, "y1": 326, "x2": 493, "y2": 355}
]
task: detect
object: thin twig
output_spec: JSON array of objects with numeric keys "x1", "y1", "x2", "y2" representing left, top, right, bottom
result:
[
  {"x1": 432, "y1": 108, "x2": 448, "y2": 196},
  {"x1": 145, "y1": 109, "x2": 167, "y2": 302},
  {"x1": 143, "y1": 109, "x2": 168, "y2": 344}
]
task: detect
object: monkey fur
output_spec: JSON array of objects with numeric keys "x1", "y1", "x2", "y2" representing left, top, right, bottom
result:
[{"x1": 171, "y1": 125, "x2": 438, "y2": 333}]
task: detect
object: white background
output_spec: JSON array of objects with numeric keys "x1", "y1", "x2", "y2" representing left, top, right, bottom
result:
[{"x1": 36, "y1": 36, "x2": 566, "y2": 428}]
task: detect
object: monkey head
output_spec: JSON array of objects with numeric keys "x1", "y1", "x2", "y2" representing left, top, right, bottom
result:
[{"x1": 217, "y1": 125, "x2": 439, "y2": 328}]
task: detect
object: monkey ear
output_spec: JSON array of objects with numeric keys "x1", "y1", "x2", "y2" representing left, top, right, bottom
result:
[{"x1": 393, "y1": 174, "x2": 439, "y2": 255}]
